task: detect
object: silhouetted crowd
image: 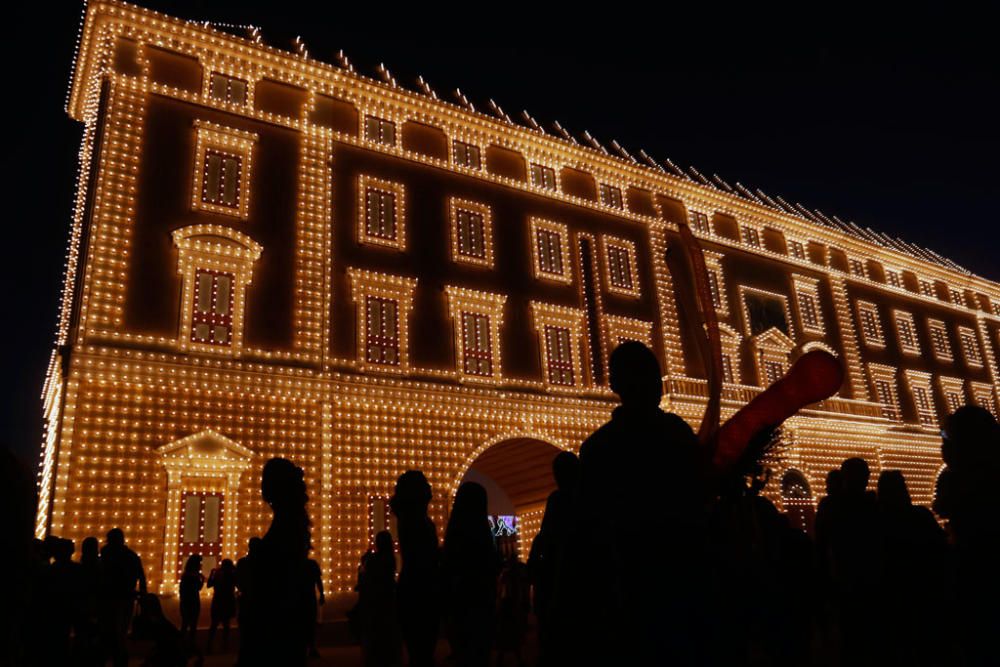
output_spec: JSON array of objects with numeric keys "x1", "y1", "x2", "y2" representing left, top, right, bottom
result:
[{"x1": 5, "y1": 342, "x2": 1000, "y2": 666}]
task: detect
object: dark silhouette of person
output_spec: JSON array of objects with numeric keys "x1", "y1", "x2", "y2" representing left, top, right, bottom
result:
[
  {"x1": 206, "y1": 558, "x2": 237, "y2": 653},
  {"x1": 827, "y1": 457, "x2": 881, "y2": 666},
  {"x1": 554, "y1": 341, "x2": 706, "y2": 666},
  {"x1": 132, "y1": 593, "x2": 188, "y2": 667},
  {"x1": 442, "y1": 481, "x2": 499, "y2": 667},
  {"x1": 99, "y1": 527, "x2": 147, "y2": 667},
  {"x1": 876, "y1": 470, "x2": 951, "y2": 665},
  {"x1": 495, "y1": 554, "x2": 530, "y2": 667},
  {"x1": 235, "y1": 536, "x2": 262, "y2": 664},
  {"x1": 526, "y1": 450, "x2": 579, "y2": 662},
  {"x1": 45, "y1": 536, "x2": 80, "y2": 665},
  {"x1": 390, "y1": 470, "x2": 440, "y2": 667},
  {"x1": 306, "y1": 557, "x2": 325, "y2": 658},
  {"x1": 934, "y1": 406, "x2": 1000, "y2": 666},
  {"x1": 357, "y1": 530, "x2": 402, "y2": 667},
  {"x1": 0, "y1": 446, "x2": 36, "y2": 667},
  {"x1": 75, "y1": 535, "x2": 102, "y2": 664},
  {"x1": 240, "y1": 457, "x2": 313, "y2": 667},
  {"x1": 179, "y1": 554, "x2": 204, "y2": 644}
]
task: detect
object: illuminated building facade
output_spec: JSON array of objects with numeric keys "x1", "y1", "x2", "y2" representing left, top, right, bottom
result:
[{"x1": 37, "y1": 1, "x2": 1000, "y2": 593}]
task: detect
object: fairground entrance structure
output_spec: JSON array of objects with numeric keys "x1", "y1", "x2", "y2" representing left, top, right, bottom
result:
[{"x1": 37, "y1": 1, "x2": 1000, "y2": 595}]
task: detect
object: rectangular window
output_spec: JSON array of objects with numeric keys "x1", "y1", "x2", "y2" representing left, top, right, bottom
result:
[
  {"x1": 920, "y1": 280, "x2": 935, "y2": 298},
  {"x1": 690, "y1": 212, "x2": 710, "y2": 234},
  {"x1": 913, "y1": 385, "x2": 936, "y2": 426},
  {"x1": 885, "y1": 270, "x2": 901, "y2": 288},
  {"x1": 191, "y1": 269, "x2": 234, "y2": 346},
  {"x1": 461, "y1": 312, "x2": 493, "y2": 376},
  {"x1": 365, "y1": 187, "x2": 397, "y2": 242},
  {"x1": 544, "y1": 325, "x2": 575, "y2": 386},
  {"x1": 708, "y1": 270, "x2": 723, "y2": 310},
  {"x1": 894, "y1": 311, "x2": 920, "y2": 354},
  {"x1": 536, "y1": 228, "x2": 564, "y2": 276},
  {"x1": 209, "y1": 73, "x2": 248, "y2": 105},
  {"x1": 530, "y1": 163, "x2": 557, "y2": 190},
  {"x1": 959, "y1": 327, "x2": 983, "y2": 366},
  {"x1": 950, "y1": 288, "x2": 964, "y2": 307},
  {"x1": 599, "y1": 183, "x2": 623, "y2": 209},
  {"x1": 721, "y1": 354, "x2": 736, "y2": 383},
  {"x1": 788, "y1": 240, "x2": 806, "y2": 259},
  {"x1": 799, "y1": 292, "x2": 820, "y2": 330},
  {"x1": 764, "y1": 360, "x2": 785, "y2": 386},
  {"x1": 742, "y1": 226, "x2": 761, "y2": 248},
  {"x1": 607, "y1": 244, "x2": 634, "y2": 291},
  {"x1": 365, "y1": 297, "x2": 400, "y2": 365},
  {"x1": 857, "y1": 302, "x2": 884, "y2": 346},
  {"x1": 928, "y1": 321, "x2": 952, "y2": 360},
  {"x1": 365, "y1": 116, "x2": 396, "y2": 146},
  {"x1": 849, "y1": 258, "x2": 866, "y2": 278},
  {"x1": 944, "y1": 390, "x2": 964, "y2": 414},
  {"x1": 453, "y1": 141, "x2": 481, "y2": 169},
  {"x1": 201, "y1": 150, "x2": 242, "y2": 209},
  {"x1": 455, "y1": 208, "x2": 486, "y2": 260},
  {"x1": 873, "y1": 379, "x2": 900, "y2": 421}
]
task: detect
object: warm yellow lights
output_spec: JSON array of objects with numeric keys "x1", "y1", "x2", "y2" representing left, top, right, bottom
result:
[{"x1": 191, "y1": 121, "x2": 257, "y2": 219}]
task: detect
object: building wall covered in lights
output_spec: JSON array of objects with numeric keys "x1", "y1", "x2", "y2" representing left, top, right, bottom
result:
[{"x1": 38, "y1": 1, "x2": 1000, "y2": 594}]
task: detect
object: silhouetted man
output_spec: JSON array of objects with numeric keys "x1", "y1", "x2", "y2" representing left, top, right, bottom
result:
[
  {"x1": 99, "y1": 528, "x2": 146, "y2": 667},
  {"x1": 555, "y1": 342, "x2": 706, "y2": 666}
]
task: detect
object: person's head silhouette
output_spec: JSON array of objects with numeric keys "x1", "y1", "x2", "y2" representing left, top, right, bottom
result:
[
  {"x1": 183, "y1": 554, "x2": 202, "y2": 576},
  {"x1": 877, "y1": 470, "x2": 911, "y2": 510},
  {"x1": 106, "y1": 527, "x2": 125, "y2": 547},
  {"x1": 552, "y1": 451, "x2": 580, "y2": 492},
  {"x1": 446, "y1": 481, "x2": 489, "y2": 542},
  {"x1": 375, "y1": 530, "x2": 393, "y2": 555},
  {"x1": 82, "y1": 536, "x2": 98, "y2": 563},
  {"x1": 261, "y1": 457, "x2": 307, "y2": 514},
  {"x1": 942, "y1": 405, "x2": 1000, "y2": 470},
  {"x1": 825, "y1": 468, "x2": 843, "y2": 498},
  {"x1": 840, "y1": 457, "x2": 870, "y2": 495},
  {"x1": 247, "y1": 536, "x2": 262, "y2": 556},
  {"x1": 391, "y1": 470, "x2": 432, "y2": 519},
  {"x1": 609, "y1": 342, "x2": 662, "y2": 409}
]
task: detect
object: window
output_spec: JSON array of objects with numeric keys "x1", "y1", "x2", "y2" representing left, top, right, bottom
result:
[
  {"x1": 849, "y1": 258, "x2": 867, "y2": 278},
  {"x1": 599, "y1": 183, "x2": 623, "y2": 209},
  {"x1": 703, "y1": 251, "x2": 728, "y2": 315},
  {"x1": 449, "y1": 199, "x2": 493, "y2": 267},
  {"x1": 531, "y1": 302, "x2": 585, "y2": 390},
  {"x1": 885, "y1": 268, "x2": 902, "y2": 288},
  {"x1": 788, "y1": 240, "x2": 806, "y2": 260},
  {"x1": 856, "y1": 301, "x2": 885, "y2": 347},
  {"x1": 721, "y1": 354, "x2": 737, "y2": 383},
  {"x1": 868, "y1": 364, "x2": 901, "y2": 421},
  {"x1": 358, "y1": 176, "x2": 405, "y2": 249},
  {"x1": 950, "y1": 288, "x2": 964, "y2": 307},
  {"x1": 905, "y1": 371, "x2": 937, "y2": 426},
  {"x1": 919, "y1": 280, "x2": 935, "y2": 298},
  {"x1": 191, "y1": 121, "x2": 256, "y2": 218},
  {"x1": 893, "y1": 310, "x2": 920, "y2": 355},
  {"x1": 453, "y1": 140, "x2": 481, "y2": 169},
  {"x1": 742, "y1": 225, "x2": 761, "y2": 248},
  {"x1": 530, "y1": 163, "x2": 557, "y2": 190},
  {"x1": 365, "y1": 297, "x2": 399, "y2": 366},
  {"x1": 992, "y1": 301, "x2": 1000, "y2": 317},
  {"x1": 928, "y1": 320, "x2": 953, "y2": 360},
  {"x1": 958, "y1": 326, "x2": 983, "y2": 366},
  {"x1": 530, "y1": 219, "x2": 571, "y2": 283},
  {"x1": 445, "y1": 286, "x2": 506, "y2": 382},
  {"x1": 938, "y1": 377, "x2": 966, "y2": 415},
  {"x1": 191, "y1": 269, "x2": 234, "y2": 346},
  {"x1": 792, "y1": 276, "x2": 824, "y2": 334},
  {"x1": 364, "y1": 115, "x2": 396, "y2": 146},
  {"x1": 208, "y1": 73, "x2": 248, "y2": 105},
  {"x1": 603, "y1": 236, "x2": 639, "y2": 296},
  {"x1": 348, "y1": 268, "x2": 417, "y2": 372},
  {"x1": 172, "y1": 224, "x2": 262, "y2": 356},
  {"x1": 690, "y1": 211, "x2": 711, "y2": 234},
  {"x1": 750, "y1": 326, "x2": 795, "y2": 388},
  {"x1": 763, "y1": 360, "x2": 785, "y2": 385},
  {"x1": 971, "y1": 383, "x2": 998, "y2": 418}
]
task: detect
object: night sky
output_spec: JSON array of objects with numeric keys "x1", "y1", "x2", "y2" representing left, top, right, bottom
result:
[{"x1": 3, "y1": 2, "x2": 996, "y2": 465}]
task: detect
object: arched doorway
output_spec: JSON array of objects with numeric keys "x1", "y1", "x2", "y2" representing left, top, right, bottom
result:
[
  {"x1": 458, "y1": 437, "x2": 566, "y2": 559},
  {"x1": 781, "y1": 469, "x2": 816, "y2": 535}
]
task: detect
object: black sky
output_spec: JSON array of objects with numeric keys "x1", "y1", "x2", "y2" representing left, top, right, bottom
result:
[{"x1": 3, "y1": 2, "x2": 996, "y2": 464}]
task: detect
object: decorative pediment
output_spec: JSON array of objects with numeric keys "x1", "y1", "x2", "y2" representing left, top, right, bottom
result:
[
  {"x1": 156, "y1": 429, "x2": 253, "y2": 484},
  {"x1": 752, "y1": 326, "x2": 795, "y2": 351},
  {"x1": 172, "y1": 224, "x2": 263, "y2": 262}
]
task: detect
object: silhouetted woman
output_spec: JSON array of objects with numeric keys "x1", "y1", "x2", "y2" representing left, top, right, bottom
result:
[
  {"x1": 206, "y1": 558, "x2": 237, "y2": 653},
  {"x1": 358, "y1": 530, "x2": 402, "y2": 667},
  {"x1": 443, "y1": 481, "x2": 499, "y2": 667},
  {"x1": 178, "y1": 554, "x2": 204, "y2": 644},
  {"x1": 241, "y1": 457, "x2": 313, "y2": 667},
  {"x1": 390, "y1": 470, "x2": 440, "y2": 667}
]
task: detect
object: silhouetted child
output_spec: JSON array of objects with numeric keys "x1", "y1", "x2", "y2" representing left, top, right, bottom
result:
[
  {"x1": 443, "y1": 481, "x2": 499, "y2": 667},
  {"x1": 179, "y1": 555, "x2": 204, "y2": 644},
  {"x1": 99, "y1": 528, "x2": 147, "y2": 667},
  {"x1": 527, "y1": 450, "x2": 579, "y2": 662},
  {"x1": 495, "y1": 555, "x2": 530, "y2": 667},
  {"x1": 357, "y1": 530, "x2": 402, "y2": 667},
  {"x1": 306, "y1": 558, "x2": 325, "y2": 658},
  {"x1": 390, "y1": 470, "x2": 440, "y2": 667},
  {"x1": 206, "y1": 559, "x2": 237, "y2": 653}
]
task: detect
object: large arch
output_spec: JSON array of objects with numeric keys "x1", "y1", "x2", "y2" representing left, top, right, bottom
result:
[{"x1": 454, "y1": 436, "x2": 567, "y2": 558}]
